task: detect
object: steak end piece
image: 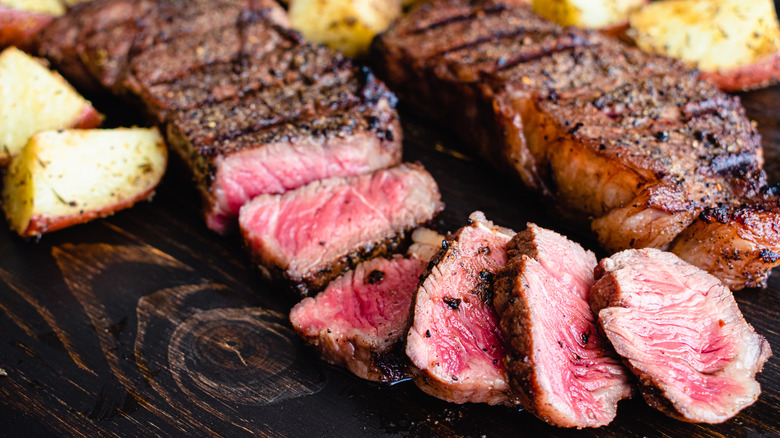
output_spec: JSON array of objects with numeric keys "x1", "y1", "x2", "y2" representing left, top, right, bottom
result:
[
  {"x1": 406, "y1": 211, "x2": 516, "y2": 406},
  {"x1": 591, "y1": 248, "x2": 772, "y2": 424},
  {"x1": 289, "y1": 255, "x2": 426, "y2": 382},
  {"x1": 493, "y1": 224, "x2": 632, "y2": 428},
  {"x1": 670, "y1": 201, "x2": 780, "y2": 290},
  {"x1": 239, "y1": 163, "x2": 444, "y2": 297}
]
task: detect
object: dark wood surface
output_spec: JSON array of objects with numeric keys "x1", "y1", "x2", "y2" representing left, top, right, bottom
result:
[{"x1": 1, "y1": 81, "x2": 779, "y2": 438}]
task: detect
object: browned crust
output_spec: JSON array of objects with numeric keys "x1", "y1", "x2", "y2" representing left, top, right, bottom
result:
[
  {"x1": 293, "y1": 327, "x2": 410, "y2": 383},
  {"x1": 252, "y1": 221, "x2": 443, "y2": 298},
  {"x1": 700, "y1": 51, "x2": 780, "y2": 92}
]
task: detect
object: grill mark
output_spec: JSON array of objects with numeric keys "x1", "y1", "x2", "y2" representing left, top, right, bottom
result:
[
  {"x1": 496, "y1": 37, "x2": 595, "y2": 73},
  {"x1": 496, "y1": 45, "x2": 582, "y2": 75},
  {"x1": 427, "y1": 27, "x2": 534, "y2": 60},
  {"x1": 406, "y1": 4, "x2": 508, "y2": 35}
]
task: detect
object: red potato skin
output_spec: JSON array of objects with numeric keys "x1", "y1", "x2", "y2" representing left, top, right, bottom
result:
[
  {"x1": 700, "y1": 51, "x2": 780, "y2": 91},
  {"x1": 20, "y1": 187, "x2": 159, "y2": 237},
  {"x1": 71, "y1": 104, "x2": 105, "y2": 129},
  {"x1": 0, "y1": 5, "x2": 55, "y2": 51}
]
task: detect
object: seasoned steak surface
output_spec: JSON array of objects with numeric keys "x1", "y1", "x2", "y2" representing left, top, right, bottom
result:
[{"x1": 372, "y1": 0, "x2": 780, "y2": 289}]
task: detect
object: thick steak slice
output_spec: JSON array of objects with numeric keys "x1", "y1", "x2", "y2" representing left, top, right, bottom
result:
[
  {"x1": 372, "y1": 0, "x2": 780, "y2": 288},
  {"x1": 493, "y1": 224, "x2": 632, "y2": 428},
  {"x1": 290, "y1": 255, "x2": 426, "y2": 382},
  {"x1": 591, "y1": 248, "x2": 772, "y2": 423},
  {"x1": 166, "y1": 65, "x2": 402, "y2": 233},
  {"x1": 239, "y1": 163, "x2": 443, "y2": 297},
  {"x1": 406, "y1": 211, "x2": 515, "y2": 405}
]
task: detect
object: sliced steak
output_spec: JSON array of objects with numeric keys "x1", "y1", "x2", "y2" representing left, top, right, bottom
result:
[
  {"x1": 290, "y1": 255, "x2": 426, "y2": 382},
  {"x1": 166, "y1": 67, "x2": 402, "y2": 233},
  {"x1": 492, "y1": 224, "x2": 632, "y2": 428},
  {"x1": 239, "y1": 163, "x2": 443, "y2": 297},
  {"x1": 591, "y1": 248, "x2": 772, "y2": 423},
  {"x1": 372, "y1": 0, "x2": 780, "y2": 288},
  {"x1": 406, "y1": 211, "x2": 516, "y2": 405},
  {"x1": 289, "y1": 228, "x2": 442, "y2": 382}
]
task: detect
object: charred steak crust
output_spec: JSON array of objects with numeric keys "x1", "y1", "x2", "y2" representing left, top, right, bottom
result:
[{"x1": 372, "y1": 0, "x2": 780, "y2": 289}]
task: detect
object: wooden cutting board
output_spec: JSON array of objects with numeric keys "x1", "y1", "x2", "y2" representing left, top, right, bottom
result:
[{"x1": 0, "y1": 78, "x2": 778, "y2": 438}]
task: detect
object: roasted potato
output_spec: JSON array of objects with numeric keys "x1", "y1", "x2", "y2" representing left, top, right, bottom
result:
[
  {"x1": 532, "y1": 0, "x2": 647, "y2": 30},
  {"x1": 0, "y1": 47, "x2": 102, "y2": 166},
  {"x1": 0, "y1": 0, "x2": 64, "y2": 49},
  {"x1": 629, "y1": 0, "x2": 780, "y2": 91},
  {"x1": 2, "y1": 128, "x2": 167, "y2": 237},
  {"x1": 289, "y1": 0, "x2": 402, "y2": 57}
]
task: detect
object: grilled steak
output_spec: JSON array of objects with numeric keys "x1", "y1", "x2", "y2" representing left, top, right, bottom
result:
[
  {"x1": 290, "y1": 255, "x2": 426, "y2": 382},
  {"x1": 372, "y1": 0, "x2": 780, "y2": 289},
  {"x1": 492, "y1": 224, "x2": 632, "y2": 428},
  {"x1": 289, "y1": 228, "x2": 442, "y2": 382},
  {"x1": 406, "y1": 211, "x2": 515, "y2": 405},
  {"x1": 591, "y1": 248, "x2": 772, "y2": 423},
  {"x1": 239, "y1": 163, "x2": 444, "y2": 297},
  {"x1": 165, "y1": 63, "x2": 402, "y2": 233},
  {"x1": 39, "y1": 0, "x2": 404, "y2": 234}
]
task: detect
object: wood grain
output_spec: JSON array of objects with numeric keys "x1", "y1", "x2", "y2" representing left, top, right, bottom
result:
[{"x1": 0, "y1": 65, "x2": 779, "y2": 438}]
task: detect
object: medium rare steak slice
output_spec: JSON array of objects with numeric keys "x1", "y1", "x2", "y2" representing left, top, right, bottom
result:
[
  {"x1": 372, "y1": 0, "x2": 780, "y2": 289},
  {"x1": 289, "y1": 255, "x2": 426, "y2": 382},
  {"x1": 239, "y1": 164, "x2": 443, "y2": 297},
  {"x1": 166, "y1": 75, "x2": 402, "y2": 233},
  {"x1": 492, "y1": 224, "x2": 632, "y2": 428},
  {"x1": 406, "y1": 211, "x2": 516, "y2": 406},
  {"x1": 591, "y1": 248, "x2": 772, "y2": 423},
  {"x1": 289, "y1": 229, "x2": 443, "y2": 382}
]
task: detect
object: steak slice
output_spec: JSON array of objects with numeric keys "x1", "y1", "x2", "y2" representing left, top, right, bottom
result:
[
  {"x1": 406, "y1": 211, "x2": 516, "y2": 406},
  {"x1": 289, "y1": 228, "x2": 443, "y2": 382},
  {"x1": 590, "y1": 248, "x2": 772, "y2": 423},
  {"x1": 492, "y1": 224, "x2": 632, "y2": 428},
  {"x1": 239, "y1": 163, "x2": 443, "y2": 297},
  {"x1": 166, "y1": 67, "x2": 402, "y2": 233},
  {"x1": 289, "y1": 255, "x2": 426, "y2": 382},
  {"x1": 372, "y1": 0, "x2": 780, "y2": 288}
]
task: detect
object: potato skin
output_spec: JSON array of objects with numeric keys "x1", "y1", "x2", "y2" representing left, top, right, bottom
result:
[
  {"x1": 0, "y1": 5, "x2": 56, "y2": 50},
  {"x1": 700, "y1": 52, "x2": 780, "y2": 92}
]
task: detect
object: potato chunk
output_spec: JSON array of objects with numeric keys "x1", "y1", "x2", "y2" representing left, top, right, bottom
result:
[
  {"x1": 532, "y1": 0, "x2": 647, "y2": 30},
  {"x1": 629, "y1": 0, "x2": 780, "y2": 90},
  {"x1": 0, "y1": 0, "x2": 65, "y2": 49},
  {"x1": 2, "y1": 128, "x2": 167, "y2": 237},
  {"x1": 289, "y1": 0, "x2": 402, "y2": 57},
  {"x1": 0, "y1": 47, "x2": 102, "y2": 165}
]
